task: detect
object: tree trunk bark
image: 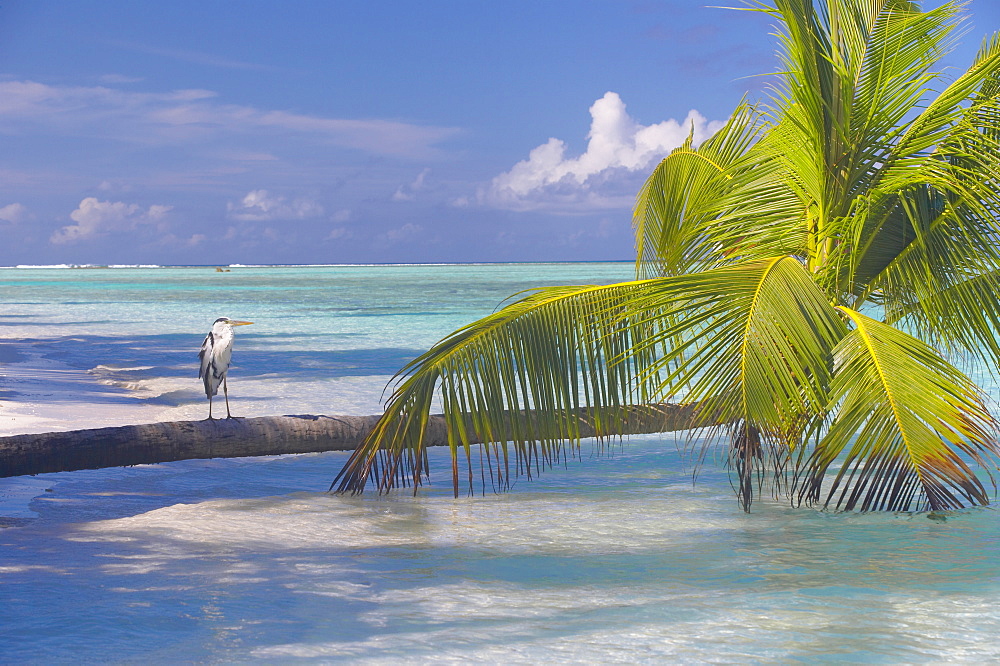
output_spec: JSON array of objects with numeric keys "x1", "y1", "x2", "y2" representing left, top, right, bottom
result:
[{"x1": 0, "y1": 404, "x2": 698, "y2": 478}]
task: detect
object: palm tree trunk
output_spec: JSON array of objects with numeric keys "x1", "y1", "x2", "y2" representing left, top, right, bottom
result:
[{"x1": 0, "y1": 404, "x2": 698, "y2": 478}]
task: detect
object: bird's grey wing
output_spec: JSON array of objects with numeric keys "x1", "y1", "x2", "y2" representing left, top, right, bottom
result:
[{"x1": 198, "y1": 332, "x2": 213, "y2": 379}]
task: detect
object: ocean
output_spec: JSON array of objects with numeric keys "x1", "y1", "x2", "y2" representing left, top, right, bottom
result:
[{"x1": 2, "y1": 264, "x2": 1000, "y2": 663}]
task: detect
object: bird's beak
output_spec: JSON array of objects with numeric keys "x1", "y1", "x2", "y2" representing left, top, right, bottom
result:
[{"x1": 231, "y1": 320, "x2": 254, "y2": 326}]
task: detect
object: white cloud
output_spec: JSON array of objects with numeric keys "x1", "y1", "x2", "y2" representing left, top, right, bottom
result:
[
  {"x1": 326, "y1": 227, "x2": 354, "y2": 241},
  {"x1": 118, "y1": 42, "x2": 280, "y2": 73},
  {"x1": 99, "y1": 73, "x2": 144, "y2": 84},
  {"x1": 156, "y1": 232, "x2": 205, "y2": 247},
  {"x1": 325, "y1": 210, "x2": 355, "y2": 241},
  {"x1": 481, "y1": 92, "x2": 723, "y2": 212},
  {"x1": 392, "y1": 168, "x2": 431, "y2": 202},
  {"x1": 51, "y1": 197, "x2": 172, "y2": 244},
  {"x1": 0, "y1": 203, "x2": 27, "y2": 223},
  {"x1": 0, "y1": 80, "x2": 459, "y2": 159},
  {"x1": 226, "y1": 189, "x2": 324, "y2": 221},
  {"x1": 97, "y1": 179, "x2": 134, "y2": 193},
  {"x1": 379, "y1": 223, "x2": 424, "y2": 244},
  {"x1": 146, "y1": 204, "x2": 172, "y2": 221}
]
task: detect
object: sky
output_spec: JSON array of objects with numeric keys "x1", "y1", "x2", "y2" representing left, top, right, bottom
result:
[{"x1": 1, "y1": 1, "x2": 999, "y2": 266}]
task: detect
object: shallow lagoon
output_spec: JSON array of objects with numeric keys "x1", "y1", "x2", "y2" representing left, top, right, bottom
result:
[
  {"x1": 6, "y1": 442, "x2": 1000, "y2": 662},
  {"x1": 2, "y1": 265, "x2": 1000, "y2": 662}
]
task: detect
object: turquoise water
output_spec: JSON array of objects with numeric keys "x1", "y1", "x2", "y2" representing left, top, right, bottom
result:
[
  {"x1": 2, "y1": 264, "x2": 1000, "y2": 662},
  {"x1": 0, "y1": 263, "x2": 638, "y2": 429}
]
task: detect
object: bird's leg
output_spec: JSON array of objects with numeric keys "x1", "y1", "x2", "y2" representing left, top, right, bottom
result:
[
  {"x1": 224, "y1": 376, "x2": 233, "y2": 419},
  {"x1": 206, "y1": 395, "x2": 215, "y2": 420}
]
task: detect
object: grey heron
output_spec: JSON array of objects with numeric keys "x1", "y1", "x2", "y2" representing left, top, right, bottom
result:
[{"x1": 198, "y1": 317, "x2": 253, "y2": 419}]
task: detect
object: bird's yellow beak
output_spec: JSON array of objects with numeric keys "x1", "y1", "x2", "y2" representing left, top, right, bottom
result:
[{"x1": 231, "y1": 320, "x2": 254, "y2": 326}]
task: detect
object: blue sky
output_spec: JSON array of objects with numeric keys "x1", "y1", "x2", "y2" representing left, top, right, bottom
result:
[{"x1": 1, "y1": 1, "x2": 998, "y2": 266}]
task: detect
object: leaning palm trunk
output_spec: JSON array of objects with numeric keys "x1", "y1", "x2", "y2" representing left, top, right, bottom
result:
[
  {"x1": 0, "y1": 405, "x2": 698, "y2": 478},
  {"x1": 335, "y1": 0, "x2": 1000, "y2": 511}
]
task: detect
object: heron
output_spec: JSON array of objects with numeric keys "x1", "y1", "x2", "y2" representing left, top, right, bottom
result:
[{"x1": 198, "y1": 317, "x2": 254, "y2": 419}]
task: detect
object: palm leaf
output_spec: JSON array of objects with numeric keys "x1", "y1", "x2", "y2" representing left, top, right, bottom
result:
[
  {"x1": 626, "y1": 256, "x2": 846, "y2": 509},
  {"x1": 752, "y1": 0, "x2": 1000, "y2": 296},
  {"x1": 885, "y1": 268, "x2": 1000, "y2": 371},
  {"x1": 333, "y1": 257, "x2": 846, "y2": 508},
  {"x1": 797, "y1": 307, "x2": 999, "y2": 511},
  {"x1": 332, "y1": 280, "x2": 672, "y2": 496},
  {"x1": 633, "y1": 103, "x2": 773, "y2": 278}
]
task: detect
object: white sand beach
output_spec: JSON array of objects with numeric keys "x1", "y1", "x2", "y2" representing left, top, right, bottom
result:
[
  {"x1": 0, "y1": 345, "x2": 175, "y2": 436},
  {"x1": 0, "y1": 332, "x2": 395, "y2": 438}
]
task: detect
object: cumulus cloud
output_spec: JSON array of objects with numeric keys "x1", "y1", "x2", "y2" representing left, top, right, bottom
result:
[
  {"x1": 0, "y1": 80, "x2": 459, "y2": 159},
  {"x1": 97, "y1": 179, "x2": 134, "y2": 193},
  {"x1": 480, "y1": 92, "x2": 723, "y2": 212},
  {"x1": 324, "y1": 210, "x2": 356, "y2": 241},
  {"x1": 392, "y1": 168, "x2": 431, "y2": 202},
  {"x1": 226, "y1": 189, "x2": 324, "y2": 221},
  {"x1": 0, "y1": 202, "x2": 27, "y2": 223},
  {"x1": 51, "y1": 197, "x2": 172, "y2": 244},
  {"x1": 326, "y1": 227, "x2": 354, "y2": 241},
  {"x1": 377, "y1": 223, "x2": 425, "y2": 245}
]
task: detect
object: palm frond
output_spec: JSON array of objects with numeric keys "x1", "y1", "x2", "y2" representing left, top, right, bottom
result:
[
  {"x1": 885, "y1": 268, "x2": 1000, "y2": 370},
  {"x1": 798, "y1": 307, "x2": 999, "y2": 511},
  {"x1": 334, "y1": 258, "x2": 846, "y2": 507},
  {"x1": 848, "y1": 116, "x2": 1000, "y2": 356},
  {"x1": 633, "y1": 103, "x2": 773, "y2": 278},
  {"x1": 848, "y1": 1, "x2": 958, "y2": 170},
  {"x1": 755, "y1": 0, "x2": 990, "y2": 292},
  {"x1": 630, "y1": 257, "x2": 842, "y2": 425},
  {"x1": 893, "y1": 27, "x2": 1000, "y2": 158},
  {"x1": 332, "y1": 280, "x2": 672, "y2": 496},
  {"x1": 616, "y1": 256, "x2": 847, "y2": 509}
]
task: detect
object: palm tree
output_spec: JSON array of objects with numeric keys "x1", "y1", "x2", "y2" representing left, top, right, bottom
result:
[{"x1": 335, "y1": 0, "x2": 1000, "y2": 512}]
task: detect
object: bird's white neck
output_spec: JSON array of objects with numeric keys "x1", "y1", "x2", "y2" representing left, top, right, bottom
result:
[{"x1": 212, "y1": 322, "x2": 235, "y2": 343}]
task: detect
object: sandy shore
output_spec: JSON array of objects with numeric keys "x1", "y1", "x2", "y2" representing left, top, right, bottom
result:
[
  {"x1": 0, "y1": 340, "x2": 162, "y2": 521},
  {"x1": 0, "y1": 333, "x2": 391, "y2": 439},
  {"x1": 0, "y1": 339, "x2": 198, "y2": 437},
  {"x1": 0, "y1": 337, "x2": 232, "y2": 520}
]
